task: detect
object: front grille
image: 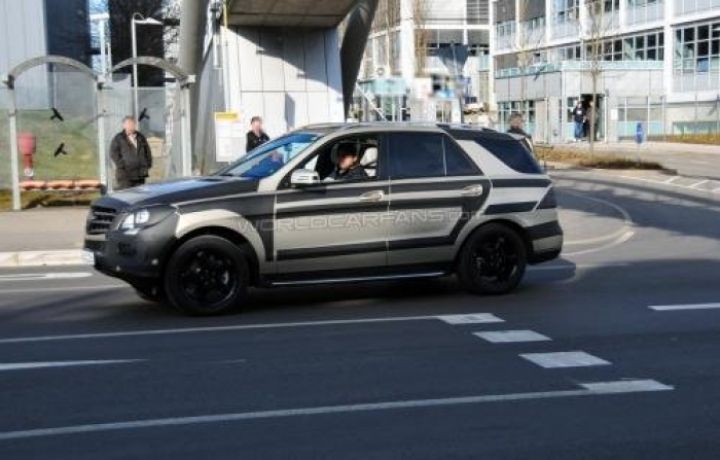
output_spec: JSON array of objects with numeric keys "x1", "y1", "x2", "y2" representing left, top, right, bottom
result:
[{"x1": 87, "y1": 205, "x2": 118, "y2": 235}]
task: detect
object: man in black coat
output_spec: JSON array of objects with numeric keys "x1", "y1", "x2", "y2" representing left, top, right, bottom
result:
[
  {"x1": 110, "y1": 116, "x2": 153, "y2": 190},
  {"x1": 246, "y1": 116, "x2": 269, "y2": 153}
]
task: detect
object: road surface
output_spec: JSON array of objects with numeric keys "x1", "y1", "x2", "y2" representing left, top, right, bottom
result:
[{"x1": 0, "y1": 170, "x2": 718, "y2": 459}]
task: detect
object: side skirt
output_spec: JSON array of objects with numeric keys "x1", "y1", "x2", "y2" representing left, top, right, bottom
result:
[{"x1": 260, "y1": 263, "x2": 453, "y2": 288}]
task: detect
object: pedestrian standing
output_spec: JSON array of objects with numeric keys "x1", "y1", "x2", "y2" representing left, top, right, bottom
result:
[
  {"x1": 110, "y1": 116, "x2": 153, "y2": 190},
  {"x1": 246, "y1": 116, "x2": 269, "y2": 153},
  {"x1": 572, "y1": 100, "x2": 586, "y2": 142},
  {"x1": 507, "y1": 112, "x2": 533, "y2": 152}
]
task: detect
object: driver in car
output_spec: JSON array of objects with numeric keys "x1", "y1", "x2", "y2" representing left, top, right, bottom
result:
[{"x1": 326, "y1": 144, "x2": 368, "y2": 182}]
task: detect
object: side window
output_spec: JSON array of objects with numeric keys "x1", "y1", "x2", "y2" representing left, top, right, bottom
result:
[
  {"x1": 444, "y1": 137, "x2": 481, "y2": 176},
  {"x1": 388, "y1": 133, "x2": 445, "y2": 179}
]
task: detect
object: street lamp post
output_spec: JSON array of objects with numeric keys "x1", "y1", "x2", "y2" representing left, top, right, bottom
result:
[{"x1": 131, "y1": 13, "x2": 163, "y2": 121}]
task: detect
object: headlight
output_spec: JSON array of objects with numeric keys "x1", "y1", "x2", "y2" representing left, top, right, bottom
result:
[{"x1": 119, "y1": 207, "x2": 172, "y2": 233}]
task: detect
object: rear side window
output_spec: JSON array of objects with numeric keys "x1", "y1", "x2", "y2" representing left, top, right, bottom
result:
[
  {"x1": 444, "y1": 137, "x2": 480, "y2": 176},
  {"x1": 388, "y1": 133, "x2": 445, "y2": 179},
  {"x1": 476, "y1": 136, "x2": 542, "y2": 174},
  {"x1": 388, "y1": 133, "x2": 481, "y2": 179}
]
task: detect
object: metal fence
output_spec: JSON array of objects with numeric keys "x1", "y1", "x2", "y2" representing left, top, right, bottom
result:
[
  {"x1": 1, "y1": 56, "x2": 194, "y2": 210},
  {"x1": 12, "y1": 67, "x2": 101, "y2": 183}
]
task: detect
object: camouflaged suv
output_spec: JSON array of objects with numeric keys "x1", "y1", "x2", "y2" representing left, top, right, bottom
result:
[{"x1": 84, "y1": 124, "x2": 563, "y2": 315}]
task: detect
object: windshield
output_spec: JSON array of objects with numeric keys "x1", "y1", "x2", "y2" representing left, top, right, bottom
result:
[{"x1": 216, "y1": 132, "x2": 321, "y2": 179}]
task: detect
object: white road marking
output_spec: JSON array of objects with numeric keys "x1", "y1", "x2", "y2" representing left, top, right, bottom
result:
[
  {"x1": 0, "y1": 359, "x2": 141, "y2": 372},
  {"x1": 649, "y1": 302, "x2": 720, "y2": 312},
  {"x1": 521, "y1": 351, "x2": 611, "y2": 369},
  {"x1": 689, "y1": 180, "x2": 709, "y2": 189},
  {"x1": 0, "y1": 379, "x2": 673, "y2": 441},
  {"x1": 0, "y1": 285, "x2": 127, "y2": 295},
  {"x1": 0, "y1": 272, "x2": 93, "y2": 283},
  {"x1": 580, "y1": 379, "x2": 673, "y2": 393},
  {"x1": 437, "y1": 313, "x2": 504, "y2": 325},
  {"x1": 0, "y1": 313, "x2": 501, "y2": 345},
  {"x1": 527, "y1": 263, "x2": 629, "y2": 272},
  {"x1": 562, "y1": 230, "x2": 635, "y2": 257},
  {"x1": 474, "y1": 330, "x2": 551, "y2": 343},
  {"x1": 557, "y1": 190, "x2": 636, "y2": 256}
]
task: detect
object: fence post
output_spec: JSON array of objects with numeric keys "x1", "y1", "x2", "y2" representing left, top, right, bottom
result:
[
  {"x1": 96, "y1": 78, "x2": 109, "y2": 193},
  {"x1": 8, "y1": 88, "x2": 20, "y2": 211}
]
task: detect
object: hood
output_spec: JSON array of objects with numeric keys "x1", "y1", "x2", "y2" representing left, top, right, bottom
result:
[{"x1": 94, "y1": 177, "x2": 259, "y2": 210}]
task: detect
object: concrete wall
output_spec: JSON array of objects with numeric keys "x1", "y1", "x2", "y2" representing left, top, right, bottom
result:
[{"x1": 224, "y1": 26, "x2": 344, "y2": 140}]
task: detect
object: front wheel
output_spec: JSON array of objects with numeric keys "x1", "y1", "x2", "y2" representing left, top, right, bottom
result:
[
  {"x1": 164, "y1": 235, "x2": 250, "y2": 315},
  {"x1": 457, "y1": 223, "x2": 527, "y2": 295}
]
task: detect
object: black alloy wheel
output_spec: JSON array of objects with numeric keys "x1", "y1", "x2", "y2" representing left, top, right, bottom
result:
[
  {"x1": 164, "y1": 235, "x2": 250, "y2": 315},
  {"x1": 458, "y1": 223, "x2": 527, "y2": 295}
]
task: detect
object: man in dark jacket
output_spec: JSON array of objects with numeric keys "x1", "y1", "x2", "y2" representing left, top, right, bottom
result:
[
  {"x1": 110, "y1": 116, "x2": 153, "y2": 190},
  {"x1": 326, "y1": 144, "x2": 368, "y2": 182},
  {"x1": 246, "y1": 116, "x2": 269, "y2": 153}
]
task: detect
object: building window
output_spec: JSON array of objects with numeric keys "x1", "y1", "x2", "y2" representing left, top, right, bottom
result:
[{"x1": 555, "y1": 0, "x2": 581, "y2": 25}]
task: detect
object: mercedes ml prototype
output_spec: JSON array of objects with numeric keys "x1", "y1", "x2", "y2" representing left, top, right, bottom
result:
[{"x1": 84, "y1": 124, "x2": 563, "y2": 315}]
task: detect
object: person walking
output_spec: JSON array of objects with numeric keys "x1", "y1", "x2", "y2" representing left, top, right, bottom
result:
[
  {"x1": 572, "y1": 100, "x2": 586, "y2": 142},
  {"x1": 246, "y1": 116, "x2": 269, "y2": 153},
  {"x1": 110, "y1": 116, "x2": 153, "y2": 190}
]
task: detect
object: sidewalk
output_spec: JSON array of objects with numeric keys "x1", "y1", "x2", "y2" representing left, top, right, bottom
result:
[
  {"x1": 552, "y1": 141, "x2": 720, "y2": 180},
  {"x1": 0, "y1": 207, "x2": 88, "y2": 267}
]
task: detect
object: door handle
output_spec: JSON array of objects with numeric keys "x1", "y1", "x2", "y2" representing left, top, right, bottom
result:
[
  {"x1": 359, "y1": 190, "x2": 385, "y2": 202},
  {"x1": 461, "y1": 185, "x2": 484, "y2": 197}
]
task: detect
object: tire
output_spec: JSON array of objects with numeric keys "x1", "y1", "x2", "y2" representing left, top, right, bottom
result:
[
  {"x1": 163, "y1": 235, "x2": 250, "y2": 316},
  {"x1": 457, "y1": 223, "x2": 527, "y2": 295}
]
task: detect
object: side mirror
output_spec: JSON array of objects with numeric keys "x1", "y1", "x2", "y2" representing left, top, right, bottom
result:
[{"x1": 290, "y1": 169, "x2": 320, "y2": 187}]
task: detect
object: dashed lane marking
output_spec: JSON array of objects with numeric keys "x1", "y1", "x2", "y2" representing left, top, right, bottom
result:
[
  {"x1": 474, "y1": 330, "x2": 551, "y2": 343},
  {"x1": 520, "y1": 351, "x2": 611, "y2": 369},
  {"x1": 0, "y1": 379, "x2": 673, "y2": 441},
  {"x1": 649, "y1": 302, "x2": 720, "y2": 312},
  {"x1": 0, "y1": 359, "x2": 142, "y2": 372}
]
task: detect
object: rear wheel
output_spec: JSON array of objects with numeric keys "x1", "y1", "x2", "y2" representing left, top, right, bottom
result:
[
  {"x1": 164, "y1": 235, "x2": 250, "y2": 315},
  {"x1": 457, "y1": 223, "x2": 527, "y2": 295}
]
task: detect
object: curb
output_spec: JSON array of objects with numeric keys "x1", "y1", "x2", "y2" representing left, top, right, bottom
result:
[{"x1": 0, "y1": 250, "x2": 90, "y2": 268}]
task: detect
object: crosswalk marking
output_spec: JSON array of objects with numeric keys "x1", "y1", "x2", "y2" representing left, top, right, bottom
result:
[
  {"x1": 520, "y1": 351, "x2": 611, "y2": 369},
  {"x1": 474, "y1": 330, "x2": 551, "y2": 343},
  {"x1": 437, "y1": 314, "x2": 504, "y2": 325},
  {"x1": 581, "y1": 379, "x2": 673, "y2": 393}
]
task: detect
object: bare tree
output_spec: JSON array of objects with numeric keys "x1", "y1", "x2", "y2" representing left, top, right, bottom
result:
[
  {"x1": 89, "y1": 0, "x2": 181, "y2": 83},
  {"x1": 412, "y1": 0, "x2": 429, "y2": 77},
  {"x1": 584, "y1": 0, "x2": 615, "y2": 155},
  {"x1": 513, "y1": 0, "x2": 545, "y2": 125}
]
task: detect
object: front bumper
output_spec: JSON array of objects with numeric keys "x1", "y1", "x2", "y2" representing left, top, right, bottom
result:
[{"x1": 84, "y1": 213, "x2": 178, "y2": 285}]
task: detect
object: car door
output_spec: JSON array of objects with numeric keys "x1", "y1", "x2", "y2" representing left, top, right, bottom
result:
[
  {"x1": 272, "y1": 137, "x2": 391, "y2": 279},
  {"x1": 385, "y1": 131, "x2": 490, "y2": 269}
]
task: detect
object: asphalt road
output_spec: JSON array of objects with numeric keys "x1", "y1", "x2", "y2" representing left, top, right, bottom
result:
[{"x1": 0, "y1": 170, "x2": 719, "y2": 459}]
